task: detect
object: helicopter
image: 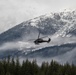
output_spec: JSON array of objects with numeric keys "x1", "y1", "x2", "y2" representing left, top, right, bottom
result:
[{"x1": 34, "y1": 32, "x2": 51, "y2": 45}]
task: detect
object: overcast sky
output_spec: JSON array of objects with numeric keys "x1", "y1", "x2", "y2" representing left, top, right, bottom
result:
[{"x1": 0, "y1": 0, "x2": 76, "y2": 33}]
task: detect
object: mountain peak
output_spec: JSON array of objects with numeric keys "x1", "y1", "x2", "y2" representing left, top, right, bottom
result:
[{"x1": 0, "y1": 10, "x2": 76, "y2": 44}]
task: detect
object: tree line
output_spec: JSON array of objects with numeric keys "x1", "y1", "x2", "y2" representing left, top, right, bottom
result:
[{"x1": 0, "y1": 57, "x2": 76, "y2": 75}]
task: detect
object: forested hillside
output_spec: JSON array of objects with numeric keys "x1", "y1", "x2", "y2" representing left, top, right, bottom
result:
[{"x1": 0, "y1": 57, "x2": 76, "y2": 75}]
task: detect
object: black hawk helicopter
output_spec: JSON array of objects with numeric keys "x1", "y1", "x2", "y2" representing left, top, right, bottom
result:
[{"x1": 34, "y1": 32, "x2": 51, "y2": 45}]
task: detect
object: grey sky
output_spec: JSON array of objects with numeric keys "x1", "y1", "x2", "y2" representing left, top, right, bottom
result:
[{"x1": 0, "y1": 0, "x2": 76, "y2": 33}]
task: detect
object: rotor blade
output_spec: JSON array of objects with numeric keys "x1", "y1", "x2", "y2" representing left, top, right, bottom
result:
[
  {"x1": 40, "y1": 36, "x2": 49, "y2": 38},
  {"x1": 27, "y1": 39, "x2": 35, "y2": 41},
  {"x1": 38, "y1": 32, "x2": 40, "y2": 39}
]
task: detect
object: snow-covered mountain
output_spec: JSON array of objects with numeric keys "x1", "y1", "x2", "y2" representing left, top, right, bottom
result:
[{"x1": 0, "y1": 10, "x2": 76, "y2": 64}]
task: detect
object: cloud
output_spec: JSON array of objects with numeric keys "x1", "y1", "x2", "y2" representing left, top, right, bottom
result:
[{"x1": 0, "y1": 0, "x2": 76, "y2": 33}]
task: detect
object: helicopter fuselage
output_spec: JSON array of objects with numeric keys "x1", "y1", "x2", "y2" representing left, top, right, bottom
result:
[{"x1": 34, "y1": 38, "x2": 51, "y2": 44}]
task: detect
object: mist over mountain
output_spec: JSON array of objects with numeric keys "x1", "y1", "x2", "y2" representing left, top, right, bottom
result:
[{"x1": 0, "y1": 10, "x2": 76, "y2": 64}]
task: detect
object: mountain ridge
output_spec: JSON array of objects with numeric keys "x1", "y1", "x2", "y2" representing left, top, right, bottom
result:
[{"x1": 0, "y1": 10, "x2": 76, "y2": 64}]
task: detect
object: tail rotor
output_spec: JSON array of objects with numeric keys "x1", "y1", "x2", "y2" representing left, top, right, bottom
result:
[{"x1": 47, "y1": 38, "x2": 51, "y2": 43}]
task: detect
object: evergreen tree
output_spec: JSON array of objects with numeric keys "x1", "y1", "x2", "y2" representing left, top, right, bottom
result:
[{"x1": 0, "y1": 57, "x2": 76, "y2": 75}]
